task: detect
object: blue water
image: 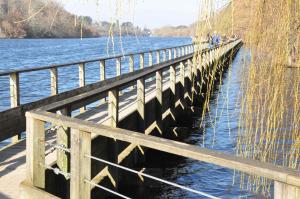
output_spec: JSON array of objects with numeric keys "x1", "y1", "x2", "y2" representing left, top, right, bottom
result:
[
  {"x1": 0, "y1": 36, "x2": 191, "y2": 112},
  {"x1": 0, "y1": 38, "x2": 261, "y2": 198}
]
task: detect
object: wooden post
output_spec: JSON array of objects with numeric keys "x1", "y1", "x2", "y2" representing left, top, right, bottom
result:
[
  {"x1": 137, "y1": 78, "x2": 145, "y2": 132},
  {"x1": 170, "y1": 65, "x2": 176, "y2": 96},
  {"x1": 168, "y1": 49, "x2": 172, "y2": 60},
  {"x1": 180, "y1": 62, "x2": 185, "y2": 88},
  {"x1": 156, "y1": 51, "x2": 160, "y2": 64},
  {"x1": 10, "y1": 72, "x2": 21, "y2": 142},
  {"x1": 57, "y1": 108, "x2": 71, "y2": 174},
  {"x1": 149, "y1": 52, "x2": 153, "y2": 66},
  {"x1": 79, "y1": 63, "x2": 86, "y2": 113},
  {"x1": 50, "y1": 68, "x2": 58, "y2": 95},
  {"x1": 156, "y1": 71, "x2": 163, "y2": 107},
  {"x1": 108, "y1": 89, "x2": 119, "y2": 128},
  {"x1": 100, "y1": 60, "x2": 105, "y2": 81},
  {"x1": 70, "y1": 129, "x2": 91, "y2": 199},
  {"x1": 156, "y1": 70, "x2": 163, "y2": 132},
  {"x1": 116, "y1": 57, "x2": 121, "y2": 76},
  {"x1": 139, "y1": 53, "x2": 144, "y2": 69},
  {"x1": 274, "y1": 181, "x2": 300, "y2": 199},
  {"x1": 162, "y1": 50, "x2": 167, "y2": 62},
  {"x1": 174, "y1": 48, "x2": 177, "y2": 59},
  {"x1": 26, "y1": 115, "x2": 45, "y2": 188},
  {"x1": 129, "y1": 55, "x2": 134, "y2": 72}
]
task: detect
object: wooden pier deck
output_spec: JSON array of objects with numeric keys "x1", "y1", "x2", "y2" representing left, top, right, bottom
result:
[
  {"x1": 0, "y1": 66, "x2": 184, "y2": 199},
  {"x1": 0, "y1": 43, "x2": 196, "y2": 199},
  {"x1": 3, "y1": 40, "x2": 297, "y2": 199}
]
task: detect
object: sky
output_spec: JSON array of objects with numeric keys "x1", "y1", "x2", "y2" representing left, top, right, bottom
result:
[{"x1": 57, "y1": 0, "x2": 227, "y2": 29}]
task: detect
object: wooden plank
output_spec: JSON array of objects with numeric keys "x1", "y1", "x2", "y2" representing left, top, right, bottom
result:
[
  {"x1": 50, "y1": 68, "x2": 58, "y2": 95},
  {"x1": 70, "y1": 129, "x2": 91, "y2": 199},
  {"x1": 26, "y1": 116, "x2": 45, "y2": 188},
  {"x1": 27, "y1": 110, "x2": 300, "y2": 188},
  {"x1": 20, "y1": 181, "x2": 61, "y2": 199},
  {"x1": 100, "y1": 60, "x2": 105, "y2": 81},
  {"x1": 108, "y1": 89, "x2": 119, "y2": 128}
]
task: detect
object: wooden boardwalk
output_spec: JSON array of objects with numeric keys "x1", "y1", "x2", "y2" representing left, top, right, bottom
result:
[{"x1": 0, "y1": 67, "x2": 183, "y2": 199}]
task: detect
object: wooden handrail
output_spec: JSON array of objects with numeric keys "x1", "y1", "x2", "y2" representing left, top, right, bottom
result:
[
  {"x1": 0, "y1": 40, "x2": 241, "y2": 143},
  {"x1": 26, "y1": 110, "x2": 300, "y2": 188},
  {"x1": 23, "y1": 40, "x2": 259, "y2": 199},
  {"x1": 0, "y1": 43, "x2": 194, "y2": 77}
]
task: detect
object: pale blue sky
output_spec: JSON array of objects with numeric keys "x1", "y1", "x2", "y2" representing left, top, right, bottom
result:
[{"x1": 57, "y1": 0, "x2": 229, "y2": 29}]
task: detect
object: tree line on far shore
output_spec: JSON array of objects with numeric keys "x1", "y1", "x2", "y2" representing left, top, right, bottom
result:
[{"x1": 0, "y1": 0, "x2": 151, "y2": 39}]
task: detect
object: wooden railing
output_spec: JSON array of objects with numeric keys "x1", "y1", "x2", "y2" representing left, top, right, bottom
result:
[
  {"x1": 26, "y1": 106, "x2": 300, "y2": 198},
  {"x1": 0, "y1": 43, "x2": 195, "y2": 143},
  {"x1": 22, "y1": 40, "x2": 275, "y2": 199}
]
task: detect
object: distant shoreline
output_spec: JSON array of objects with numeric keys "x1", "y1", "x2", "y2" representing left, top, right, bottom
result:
[{"x1": 0, "y1": 35, "x2": 190, "y2": 40}]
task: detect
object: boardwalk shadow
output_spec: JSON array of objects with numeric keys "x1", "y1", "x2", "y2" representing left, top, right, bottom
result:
[{"x1": 0, "y1": 192, "x2": 12, "y2": 199}]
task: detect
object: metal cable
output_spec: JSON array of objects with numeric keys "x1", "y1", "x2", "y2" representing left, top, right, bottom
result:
[
  {"x1": 85, "y1": 154, "x2": 221, "y2": 199},
  {"x1": 84, "y1": 180, "x2": 131, "y2": 199}
]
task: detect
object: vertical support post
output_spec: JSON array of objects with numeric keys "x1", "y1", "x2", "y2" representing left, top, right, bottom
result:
[
  {"x1": 170, "y1": 65, "x2": 176, "y2": 96},
  {"x1": 274, "y1": 181, "x2": 300, "y2": 199},
  {"x1": 79, "y1": 63, "x2": 85, "y2": 87},
  {"x1": 156, "y1": 70, "x2": 163, "y2": 133},
  {"x1": 129, "y1": 55, "x2": 134, "y2": 72},
  {"x1": 79, "y1": 63, "x2": 86, "y2": 113},
  {"x1": 149, "y1": 52, "x2": 153, "y2": 66},
  {"x1": 137, "y1": 78, "x2": 145, "y2": 132},
  {"x1": 156, "y1": 71, "x2": 163, "y2": 107},
  {"x1": 139, "y1": 53, "x2": 144, "y2": 69},
  {"x1": 116, "y1": 57, "x2": 121, "y2": 76},
  {"x1": 180, "y1": 62, "x2": 185, "y2": 88},
  {"x1": 162, "y1": 50, "x2": 167, "y2": 62},
  {"x1": 156, "y1": 51, "x2": 160, "y2": 64},
  {"x1": 100, "y1": 60, "x2": 105, "y2": 81},
  {"x1": 180, "y1": 62, "x2": 186, "y2": 107},
  {"x1": 57, "y1": 107, "x2": 71, "y2": 174},
  {"x1": 70, "y1": 129, "x2": 91, "y2": 199},
  {"x1": 108, "y1": 89, "x2": 119, "y2": 128},
  {"x1": 10, "y1": 72, "x2": 20, "y2": 142},
  {"x1": 26, "y1": 115, "x2": 45, "y2": 188},
  {"x1": 168, "y1": 49, "x2": 172, "y2": 60},
  {"x1": 174, "y1": 48, "x2": 177, "y2": 59},
  {"x1": 50, "y1": 68, "x2": 58, "y2": 95}
]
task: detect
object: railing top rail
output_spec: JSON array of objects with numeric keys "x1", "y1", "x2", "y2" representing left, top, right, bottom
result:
[
  {"x1": 27, "y1": 110, "x2": 300, "y2": 188},
  {"x1": 37, "y1": 39, "x2": 241, "y2": 112},
  {"x1": 0, "y1": 43, "x2": 194, "y2": 77},
  {"x1": 40, "y1": 52, "x2": 194, "y2": 112}
]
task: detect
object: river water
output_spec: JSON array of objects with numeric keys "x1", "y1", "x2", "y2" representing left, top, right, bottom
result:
[{"x1": 0, "y1": 37, "x2": 263, "y2": 198}]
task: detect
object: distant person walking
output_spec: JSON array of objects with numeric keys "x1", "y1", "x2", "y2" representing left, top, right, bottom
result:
[{"x1": 212, "y1": 31, "x2": 221, "y2": 46}]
